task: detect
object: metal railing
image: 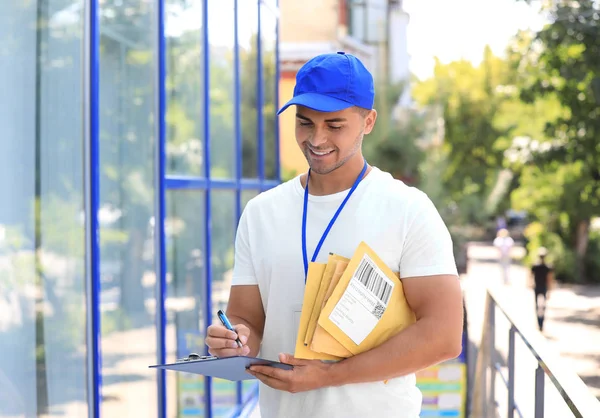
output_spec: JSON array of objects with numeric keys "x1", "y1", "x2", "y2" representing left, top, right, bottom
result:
[{"x1": 472, "y1": 286, "x2": 600, "y2": 418}]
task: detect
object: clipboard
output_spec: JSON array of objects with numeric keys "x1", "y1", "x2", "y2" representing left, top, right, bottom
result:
[{"x1": 150, "y1": 355, "x2": 293, "y2": 381}]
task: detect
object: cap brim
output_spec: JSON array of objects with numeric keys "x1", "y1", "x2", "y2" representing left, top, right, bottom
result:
[{"x1": 276, "y1": 93, "x2": 354, "y2": 115}]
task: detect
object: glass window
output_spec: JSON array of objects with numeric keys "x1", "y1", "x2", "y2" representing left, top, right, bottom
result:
[
  {"x1": 241, "y1": 190, "x2": 259, "y2": 210},
  {"x1": 210, "y1": 191, "x2": 237, "y2": 416},
  {"x1": 0, "y1": 1, "x2": 88, "y2": 417},
  {"x1": 98, "y1": 1, "x2": 158, "y2": 416},
  {"x1": 239, "y1": 0, "x2": 259, "y2": 179},
  {"x1": 209, "y1": 0, "x2": 235, "y2": 179},
  {"x1": 166, "y1": 0, "x2": 204, "y2": 177},
  {"x1": 349, "y1": 0, "x2": 386, "y2": 44},
  {"x1": 261, "y1": 1, "x2": 278, "y2": 180},
  {"x1": 165, "y1": 190, "x2": 207, "y2": 418}
]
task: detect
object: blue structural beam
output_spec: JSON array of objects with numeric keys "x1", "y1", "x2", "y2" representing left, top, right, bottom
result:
[
  {"x1": 234, "y1": 0, "x2": 244, "y2": 407},
  {"x1": 257, "y1": 0, "x2": 265, "y2": 182},
  {"x1": 165, "y1": 177, "x2": 280, "y2": 191},
  {"x1": 202, "y1": 0, "x2": 213, "y2": 415},
  {"x1": 275, "y1": 0, "x2": 281, "y2": 183},
  {"x1": 85, "y1": 0, "x2": 102, "y2": 416},
  {"x1": 155, "y1": 0, "x2": 168, "y2": 417}
]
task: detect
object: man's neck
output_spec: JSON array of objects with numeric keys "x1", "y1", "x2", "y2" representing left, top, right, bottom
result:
[{"x1": 303, "y1": 155, "x2": 371, "y2": 196}]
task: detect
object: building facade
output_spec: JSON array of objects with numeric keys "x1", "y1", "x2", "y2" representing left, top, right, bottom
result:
[
  {"x1": 0, "y1": 1, "x2": 279, "y2": 417},
  {"x1": 278, "y1": 0, "x2": 411, "y2": 176}
]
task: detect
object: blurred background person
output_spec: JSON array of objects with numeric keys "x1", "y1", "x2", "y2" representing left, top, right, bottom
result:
[
  {"x1": 530, "y1": 247, "x2": 554, "y2": 331},
  {"x1": 493, "y1": 228, "x2": 514, "y2": 284}
]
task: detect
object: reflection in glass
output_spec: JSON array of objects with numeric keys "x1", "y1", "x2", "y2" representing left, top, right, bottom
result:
[
  {"x1": 0, "y1": 1, "x2": 87, "y2": 417},
  {"x1": 166, "y1": 0, "x2": 204, "y2": 176},
  {"x1": 98, "y1": 1, "x2": 157, "y2": 416},
  {"x1": 348, "y1": 0, "x2": 386, "y2": 44},
  {"x1": 239, "y1": 0, "x2": 259, "y2": 178},
  {"x1": 211, "y1": 191, "x2": 237, "y2": 417},
  {"x1": 166, "y1": 190, "x2": 206, "y2": 418},
  {"x1": 209, "y1": 0, "x2": 236, "y2": 179},
  {"x1": 261, "y1": 3, "x2": 278, "y2": 180}
]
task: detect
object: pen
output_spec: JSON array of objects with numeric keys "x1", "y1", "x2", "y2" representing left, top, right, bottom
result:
[{"x1": 217, "y1": 309, "x2": 243, "y2": 348}]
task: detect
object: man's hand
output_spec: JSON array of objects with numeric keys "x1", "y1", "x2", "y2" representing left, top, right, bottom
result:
[
  {"x1": 247, "y1": 354, "x2": 333, "y2": 393},
  {"x1": 205, "y1": 323, "x2": 251, "y2": 357}
]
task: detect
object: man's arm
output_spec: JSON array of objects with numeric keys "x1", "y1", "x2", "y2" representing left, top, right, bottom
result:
[
  {"x1": 206, "y1": 200, "x2": 265, "y2": 357},
  {"x1": 247, "y1": 273, "x2": 463, "y2": 391},
  {"x1": 226, "y1": 285, "x2": 265, "y2": 357},
  {"x1": 328, "y1": 274, "x2": 463, "y2": 385}
]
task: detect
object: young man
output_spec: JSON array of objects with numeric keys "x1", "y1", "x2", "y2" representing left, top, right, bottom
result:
[
  {"x1": 531, "y1": 247, "x2": 554, "y2": 331},
  {"x1": 205, "y1": 52, "x2": 463, "y2": 418}
]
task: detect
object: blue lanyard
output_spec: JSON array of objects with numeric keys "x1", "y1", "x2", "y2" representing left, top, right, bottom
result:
[{"x1": 302, "y1": 160, "x2": 368, "y2": 280}]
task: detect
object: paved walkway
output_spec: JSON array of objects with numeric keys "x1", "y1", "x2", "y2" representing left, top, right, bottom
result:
[{"x1": 463, "y1": 243, "x2": 600, "y2": 417}]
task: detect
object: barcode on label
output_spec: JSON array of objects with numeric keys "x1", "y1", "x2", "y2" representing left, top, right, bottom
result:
[{"x1": 355, "y1": 256, "x2": 393, "y2": 304}]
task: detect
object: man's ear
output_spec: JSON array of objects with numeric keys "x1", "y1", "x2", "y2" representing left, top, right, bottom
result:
[{"x1": 363, "y1": 109, "x2": 378, "y2": 135}]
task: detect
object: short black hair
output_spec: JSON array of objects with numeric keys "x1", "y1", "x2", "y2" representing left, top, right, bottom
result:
[{"x1": 355, "y1": 107, "x2": 371, "y2": 117}]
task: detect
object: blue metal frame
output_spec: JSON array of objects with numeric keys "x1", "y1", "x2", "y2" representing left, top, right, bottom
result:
[
  {"x1": 257, "y1": 0, "x2": 265, "y2": 183},
  {"x1": 84, "y1": 0, "x2": 102, "y2": 416},
  {"x1": 81, "y1": 0, "x2": 281, "y2": 416},
  {"x1": 165, "y1": 177, "x2": 279, "y2": 191},
  {"x1": 155, "y1": 0, "x2": 168, "y2": 417},
  {"x1": 202, "y1": 0, "x2": 214, "y2": 416},
  {"x1": 156, "y1": 0, "x2": 280, "y2": 416},
  {"x1": 275, "y1": 0, "x2": 281, "y2": 182},
  {"x1": 233, "y1": 0, "x2": 244, "y2": 407}
]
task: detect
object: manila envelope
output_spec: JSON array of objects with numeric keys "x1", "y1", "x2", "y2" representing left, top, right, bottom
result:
[
  {"x1": 304, "y1": 253, "x2": 348, "y2": 346},
  {"x1": 309, "y1": 257, "x2": 354, "y2": 357},
  {"x1": 294, "y1": 262, "x2": 343, "y2": 361},
  {"x1": 317, "y1": 241, "x2": 416, "y2": 356}
]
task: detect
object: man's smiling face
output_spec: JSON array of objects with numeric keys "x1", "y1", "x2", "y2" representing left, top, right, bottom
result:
[{"x1": 295, "y1": 105, "x2": 377, "y2": 175}]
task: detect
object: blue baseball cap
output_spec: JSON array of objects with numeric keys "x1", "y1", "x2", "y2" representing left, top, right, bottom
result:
[{"x1": 277, "y1": 52, "x2": 374, "y2": 115}]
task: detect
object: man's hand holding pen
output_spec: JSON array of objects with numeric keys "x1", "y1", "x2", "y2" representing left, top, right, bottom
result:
[{"x1": 206, "y1": 310, "x2": 252, "y2": 357}]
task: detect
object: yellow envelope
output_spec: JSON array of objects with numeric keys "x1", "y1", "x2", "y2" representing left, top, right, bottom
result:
[
  {"x1": 317, "y1": 241, "x2": 416, "y2": 356},
  {"x1": 294, "y1": 262, "x2": 343, "y2": 361},
  {"x1": 310, "y1": 258, "x2": 354, "y2": 357},
  {"x1": 304, "y1": 253, "x2": 349, "y2": 346}
]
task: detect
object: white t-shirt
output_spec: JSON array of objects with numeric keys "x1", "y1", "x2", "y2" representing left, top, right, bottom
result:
[{"x1": 232, "y1": 167, "x2": 458, "y2": 418}]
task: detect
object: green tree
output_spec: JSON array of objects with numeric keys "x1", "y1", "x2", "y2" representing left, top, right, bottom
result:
[
  {"x1": 413, "y1": 47, "x2": 511, "y2": 225},
  {"x1": 511, "y1": 0, "x2": 600, "y2": 282},
  {"x1": 363, "y1": 82, "x2": 425, "y2": 184}
]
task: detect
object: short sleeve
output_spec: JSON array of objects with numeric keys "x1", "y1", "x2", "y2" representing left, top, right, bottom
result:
[
  {"x1": 231, "y1": 202, "x2": 258, "y2": 286},
  {"x1": 400, "y1": 192, "x2": 458, "y2": 278}
]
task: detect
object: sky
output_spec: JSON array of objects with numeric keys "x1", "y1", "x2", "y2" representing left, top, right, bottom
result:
[
  {"x1": 163, "y1": 0, "x2": 545, "y2": 79},
  {"x1": 402, "y1": 0, "x2": 547, "y2": 79}
]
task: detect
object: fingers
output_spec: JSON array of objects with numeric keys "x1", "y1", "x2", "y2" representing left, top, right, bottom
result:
[
  {"x1": 207, "y1": 324, "x2": 239, "y2": 340},
  {"x1": 208, "y1": 345, "x2": 250, "y2": 358},
  {"x1": 278, "y1": 353, "x2": 307, "y2": 366},
  {"x1": 206, "y1": 324, "x2": 251, "y2": 357},
  {"x1": 248, "y1": 365, "x2": 288, "y2": 380},
  {"x1": 249, "y1": 370, "x2": 288, "y2": 391},
  {"x1": 248, "y1": 365, "x2": 296, "y2": 392},
  {"x1": 234, "y1": 324, "x2": 250, "y2": 345}
]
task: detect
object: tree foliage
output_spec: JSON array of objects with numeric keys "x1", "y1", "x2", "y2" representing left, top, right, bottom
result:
[
  {"x1": 363, "y1": 82, "x2": 425, "y2": 184},
  {"x1": 409, "y1": 1, "x2": 600, "y2": 282},
  {"x1": 509, "y1": 0, "x2": 600, "y2": 282},
  {"x1": 412, "y1": 47, "x2": 512, "y2": 225}
]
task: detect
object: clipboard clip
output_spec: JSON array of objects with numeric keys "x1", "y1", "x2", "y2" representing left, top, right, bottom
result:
[{"x1": 176, "y1": 352, "x2": 217, "y2": 363}]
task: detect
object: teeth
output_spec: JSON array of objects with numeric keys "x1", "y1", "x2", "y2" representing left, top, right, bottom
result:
[{"x1": 312, "y1": 150, "x2": 332, "y2": 156}]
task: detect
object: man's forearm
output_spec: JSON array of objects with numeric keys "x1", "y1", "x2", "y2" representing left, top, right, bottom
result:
[
  {"x1": 227, "y1": 314, "x2": 263, "y2": 357},
  {"x1": 329, "y1": 317, "x2": 462, "y2": 386}
]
